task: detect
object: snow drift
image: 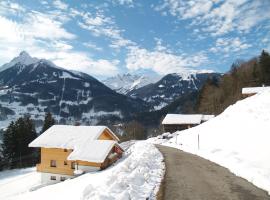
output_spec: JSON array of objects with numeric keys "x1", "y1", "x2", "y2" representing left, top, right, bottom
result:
[
  {"x1": 150, "y1": 90, "x2": 270, "y2": 194},
  {"x1": 10, "y1": 141, "x2": 164, "y2": 200}
]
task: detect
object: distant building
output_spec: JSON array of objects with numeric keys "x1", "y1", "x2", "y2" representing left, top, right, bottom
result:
[
  {"x1": 162, "y1": 114, "x2": 214, "y2": 133},
  {"x1": 242, "y1": 86, "x2": 270, "y2": 98},
  {"x1": 29, "y1": 125, "x2": 124, "y2": 184}
]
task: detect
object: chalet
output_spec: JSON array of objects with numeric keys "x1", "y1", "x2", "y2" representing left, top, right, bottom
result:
[
  {"x1": 242, "y1": 86, "x2": 270, "y2": 98},
  {"x1": 162, "y1": 114, "x2": 214, "y2": 133},
  {"x1": 29, "y1": 125, "x2": 124, "y2": 184}
]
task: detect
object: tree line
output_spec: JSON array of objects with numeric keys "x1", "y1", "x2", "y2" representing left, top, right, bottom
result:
[
  {"x1": 0, "y1": 112, "x2": 55, "y2": 170},
  {"x1": 197, "y1": 50, "x2": 270, "y2": 114}
]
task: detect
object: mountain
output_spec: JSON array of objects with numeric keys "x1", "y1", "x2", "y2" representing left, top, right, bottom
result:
[
  {"x1": 0, "y1": 52, "x2": 150, "y2": 129},
  {"x1": 127, "y1": 72, "x2": 221, "y2": 110},
  {"x1": 102, "y1": 73, "x2": 160, "y2": 94}
]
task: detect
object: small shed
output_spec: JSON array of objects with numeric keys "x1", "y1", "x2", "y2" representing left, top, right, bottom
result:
[
  {"x1": 242, "y1": 86, "x2": 270, "y2": 98},
  {"x1": 162, "y1": 114, "x2": 214, "y2": 133}
]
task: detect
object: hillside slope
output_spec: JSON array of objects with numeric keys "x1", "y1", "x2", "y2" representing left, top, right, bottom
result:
[
  {"x1": 0, "y1": 52, "x2": 150, "y2": 129},
  {"x1": 150, "y1": 89, "x2": 270, "y2": 194},
  {"x1": 128, "y1": 72, "x2": 220, "y2": 110}
]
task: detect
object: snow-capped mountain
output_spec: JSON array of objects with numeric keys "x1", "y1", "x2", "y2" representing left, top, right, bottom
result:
[
  {"x1": 0, "y1": 51, "x2": 40, "y2": 72},
  {"x1": 102, "y1": 73, "x2": 160, "y2": 94},
  {"x1": 128, "y1": 72, "x2": 221, "y2": 110},
  {"x1": 0, "y1": 52, "x2": 150, "y2": 129}
]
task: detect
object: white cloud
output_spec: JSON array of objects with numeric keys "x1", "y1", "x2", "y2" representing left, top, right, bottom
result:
[
  {"x1": 53, "y1": 0, "x2": 68, "y2": 10},
  {"x1": 83, "y1": 42, "x2": 103, "y2": 51},
  {"x1": 0, "y1": 13, "x2": 118, "y2": 77},
  {"x1": 23, "y1": 11, "x2": 75, "y2": 40},
  {"x1": 210, "y1": 37, "x2": 252, "y2": 53},
  {"x1": 0, "y1": 1, "x2": 25, "y2": 16},
  {"x1": 78, "y1": 11, "x2": 135, "y2": 49},
  {"x1": 156, "y1": 0, "x2": 270, "y2": 36},
  {"x1": 112, "y1": 0, "x2": 134, "y2": 7},
  {"x1": 126, "y1": 46, "x2": 208, "y2": 75}
]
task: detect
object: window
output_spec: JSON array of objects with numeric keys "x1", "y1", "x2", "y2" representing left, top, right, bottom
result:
[
  {"x1": 50, "y1": 176, "x2": 56, "y2": 180},
  {"x1": 50, "y1": 160, "x2": 56, "y2": 167},
  {"x1": 64, "y1": 161, "x2": 68, "y2": 165},
  {"x1": 60, "y1": 177, "x2": 66, "y2": 181},
  {"x1": 71, "y1": 162, "x2": 75, "y2": 169},
  {"x1": 64, "y1": 149, "x2": 68, "y2": 152}
]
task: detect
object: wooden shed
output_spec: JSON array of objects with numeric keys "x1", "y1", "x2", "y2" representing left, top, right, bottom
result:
[{"x1": 162, "y1": 114, "x2": 214, "y2": 133}]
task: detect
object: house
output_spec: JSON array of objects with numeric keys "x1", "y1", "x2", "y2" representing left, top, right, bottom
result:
[
  {"x1": 162, "y1": 114, "x2": 214, "y2": 133},
  {"x1": 242, "y1": 86, "x2": 270, "y2": 98},
  {"x1": 29, "y1": 125, "x2": 124, "y2": 184}
]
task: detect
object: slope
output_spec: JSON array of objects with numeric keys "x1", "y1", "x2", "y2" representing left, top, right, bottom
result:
[{"x1": 150, "y1": 89, "x2": 270, "y2": 194}]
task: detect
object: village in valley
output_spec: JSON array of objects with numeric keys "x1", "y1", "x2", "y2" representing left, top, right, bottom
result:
[{"x1": 0, "y1": 0, "x2": 270, "y2": 200}]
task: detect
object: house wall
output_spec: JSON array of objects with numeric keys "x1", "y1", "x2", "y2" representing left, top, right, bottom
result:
[
  {"x1": 37, "y1": 148, "x2": 75, "y2": 176},
  {"x1": 98, "y1": 129, "x2": 117, "y2": 140},
  {"x1": 163, "y1": 124, "x2": 197, "y2": 133},
  {"x1": 36, "y1": 129, "x2": 121, "y2": 183},
  {"x1": 40, "y1": 172, "x2": 74, "y2": 184}
]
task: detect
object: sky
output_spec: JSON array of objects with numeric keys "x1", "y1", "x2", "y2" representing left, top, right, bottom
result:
[{"x1": 0, "y1": 0, "x2": 269, "y2": 79}]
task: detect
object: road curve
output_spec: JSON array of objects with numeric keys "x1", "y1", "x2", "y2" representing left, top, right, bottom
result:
[{"x1": 156, "y1": 145, "x2": 270, "y2": 200}]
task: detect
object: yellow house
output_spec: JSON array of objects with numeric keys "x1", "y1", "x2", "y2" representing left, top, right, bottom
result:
[{"x1": 29, "y1": 125, "x2": 123, "y2": 183}]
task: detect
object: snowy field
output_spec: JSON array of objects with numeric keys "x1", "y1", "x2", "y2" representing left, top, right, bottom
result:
[
  {"x1": 0, "y1": 141, "x2": 164, "y2": 200},
  {"x1": 149, "y1": 90, "x2": 270, "y2": 194}
]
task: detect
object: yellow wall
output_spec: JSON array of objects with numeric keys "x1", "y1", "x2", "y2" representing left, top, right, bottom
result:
[
  {"x1": 37, "y1": 129, "x2": 119, "y2": 175},
  {"x1": 37, "y1": 148, "x2": 75, "y2": 175},
  {"x1": 98, "y1": 129, "x2": 117, "y2": 141}
]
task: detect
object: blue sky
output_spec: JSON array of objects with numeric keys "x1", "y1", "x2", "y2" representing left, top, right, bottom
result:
[{"x1": 0, "y1": 0, "x2": 269, "y2": 79}]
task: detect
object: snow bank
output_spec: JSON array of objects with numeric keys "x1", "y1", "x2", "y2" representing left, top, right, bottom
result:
[
  {"x1": 11, "y1": 141, "x2": 164, "y2": 200},
  {"x1": 0, "y1": 168, "x2": 40, "y2": 200},
  {"x1": 150, "y1": 91, "x2": 270, "y2": 194}
]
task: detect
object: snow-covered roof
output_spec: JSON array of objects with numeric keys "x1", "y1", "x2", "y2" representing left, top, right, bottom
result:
[
  {"x1": 29, "y1": 125, "x2": 119, "y2": 163},
  {"x1": 68, "y1": 140, "x2": 116, "y2": 163},
  {"x1": 242, "y1": 86, "x2": 270, "y2": 94},
  {"x1": 201, "y1": 115, "x2": 215, "y2": 121},
  {"x1": 162, "y1": 114, "x2": 203, "y2": 125},
  {"x1": 162, "y1": 114, "x2": 214, "y2": 125}
]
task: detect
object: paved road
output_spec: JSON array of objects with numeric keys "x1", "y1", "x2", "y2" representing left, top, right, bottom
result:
[{"x1": 156, "y1": 145, "x2": 270, "y2": 200}]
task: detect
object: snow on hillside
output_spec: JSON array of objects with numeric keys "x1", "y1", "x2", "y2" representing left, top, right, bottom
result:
[
  {"x1": 102, "y1": 73, "x2": 160, "y2": 94},
  {"x1": 2, "y1": 142, "x2": 164, "y2": 200},
  {"x1": 0, "y1": 51, "x2": 39, "y2": 72},
  {"x1": 149, "y1": 90, "x2": 270, "y2": 194}
]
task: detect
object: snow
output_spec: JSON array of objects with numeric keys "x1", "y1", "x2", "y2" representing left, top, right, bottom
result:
[
  {"x1": 29, "y1": 125, "x2": 119, "y2": 163},
  {"x1": 242, "y1": 86, "x2": 270, "y2": 94},
  {"x1": 68, "y1": 140, "x2": 117, "y2": 163},
  {"x1": 103, "y1": 73, "x2": 160, "y2": 94},
  {"x1": 150, "y1": 90, "x2": 270, "y2": 194},
  {"x1": 0, "y1": 51, "x2": 39, "y2": 72},
  {"x1": 162, "y1": 114, "x2": 203, "y2": 125},
  {"x1": 6, "y1": 141, "x2": 164, "y2": 200},
  {"x1": 60, "y1": 71, "x2": 79, "y2": 79},
  {"x1": 0, "y1": 168, "x2": 41, "y2": 200}
]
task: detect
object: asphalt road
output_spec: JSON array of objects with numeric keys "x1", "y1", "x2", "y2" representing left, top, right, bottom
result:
[{"x1": 156, "y1": 145, "x2": 270, "y2": 200}]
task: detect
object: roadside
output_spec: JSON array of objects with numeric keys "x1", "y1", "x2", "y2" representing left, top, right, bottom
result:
[{"x1": 156, "y1": 145, "x2": 270, "y2": 200}]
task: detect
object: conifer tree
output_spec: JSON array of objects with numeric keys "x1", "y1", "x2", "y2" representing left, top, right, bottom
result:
[
  {"x1": 259, "y1": 50, "x2": 270, "y2": 85},
  {"x1": 41, "y1": 112, "x2": 55, "y2": 133},
  {"x1": 1, "y1": 117, "x2": 37, "y2": 169}
]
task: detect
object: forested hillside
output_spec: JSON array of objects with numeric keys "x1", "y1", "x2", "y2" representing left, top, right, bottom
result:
[{"x1": 197, "y1": 50, "x2": 270, "y2": 115}]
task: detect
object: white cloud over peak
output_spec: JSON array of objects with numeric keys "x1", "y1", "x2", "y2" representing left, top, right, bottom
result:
[
  {"x1": 126, "y1": 46, "x2": 208, "y2": 75},
  {"x1": 0, "y1": 5, "x2": 119, "y2": 77}
]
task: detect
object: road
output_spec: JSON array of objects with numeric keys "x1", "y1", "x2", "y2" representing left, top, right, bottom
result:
[{"x1": 156, "y1": 145, "x2": 270, "y2": 200}]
